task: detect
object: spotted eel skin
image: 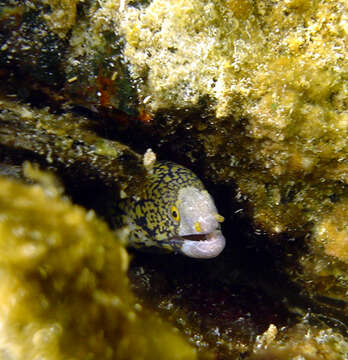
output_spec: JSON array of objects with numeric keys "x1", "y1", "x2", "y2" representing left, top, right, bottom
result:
[{"x1": 114, "y1": 161, "x2": 225, "y2": 259}]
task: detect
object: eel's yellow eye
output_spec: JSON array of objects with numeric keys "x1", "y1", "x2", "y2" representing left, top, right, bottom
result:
[{"x1": 170, "y1": 206, "x2": 180, "y2": 222}]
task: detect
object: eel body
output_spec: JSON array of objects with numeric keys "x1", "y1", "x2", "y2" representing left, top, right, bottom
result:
[{"x1": 115, "y1": 161, "x2": 225, "y2": 259}]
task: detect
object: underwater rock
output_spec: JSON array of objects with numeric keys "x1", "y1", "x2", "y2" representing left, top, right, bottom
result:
[
  {"x1": 0, "y1": 96, "x2": 145, "y2": 199},
  {"x1": 298, "y1": 201, "x2": 348, "y2": 309},
  {"x1": 129, "y1": 252, "x2": 295, "y2": 359},
  {"x1": 104, "y1": 0, "x2": 348, "y2": 308},
  {"x1": 0, "y1": 0, "x2": 68, "y2": 88},
  {"x1": 0, "y1": 0, "x2": 347, "y2": 357},
  {"x1": 0, "y1": 0, "x2": 139, "y2": 117},
  {"x1": 249, "y1": 322, "x2": 348, "y2": 360},
  {"x1": 0, "y1": 173, "x2": 196, "y2": 360},
  {"x1": 1, "y1": 2, "x2": 346, "y2": 304}
]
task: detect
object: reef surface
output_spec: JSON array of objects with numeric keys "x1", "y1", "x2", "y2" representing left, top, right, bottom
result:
[
  {"x1": 0, "y1": 0, "x2": 347, "y2": 359},
  {"x1": 0, "y1": 169, "x2": 196, "y2": 360}
]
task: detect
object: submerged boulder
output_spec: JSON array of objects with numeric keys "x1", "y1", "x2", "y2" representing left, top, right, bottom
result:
[
  {"x1": 0, "y1": 171, "x2": 196, "y2": 360},
  {"x1": 0, "y1": 0, "x2": 347, "y2": 358}
]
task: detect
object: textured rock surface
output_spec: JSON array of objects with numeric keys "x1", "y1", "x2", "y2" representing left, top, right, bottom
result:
[
  {"x1": 0, "y1": 173, "x2": 196, "y2": 360},
  {"x1": 249, "y1": 322, "x2": 348, "y2": 360},
  {"x1": 0, "y1": 96, "x2": 145, "y2": 199},
  {"x1": 0, "y1": 0, "x2": 347, "y2": 358},
  {"x1": 87, "y1": 0, "x2": 348, "y2": 306}
]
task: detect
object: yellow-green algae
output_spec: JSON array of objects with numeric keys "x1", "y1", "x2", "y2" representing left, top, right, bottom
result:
[
  {"x1": 0, "y1": 171, "x2": 196, "y2": 360},
  {"x1": 41, "y1": 0, "x2": 82, "y2": 38},
  {"x1": 90, "y1": 0, "x2": 348, "y2": 119}
]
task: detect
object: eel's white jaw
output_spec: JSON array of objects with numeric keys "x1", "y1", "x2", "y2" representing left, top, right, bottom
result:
[
  {"x1": 180, "y1": 230, "x2": 226, "y2": 259},
  {"x1": 174, "y1": 186, "x2": 226, "y2": 258}
]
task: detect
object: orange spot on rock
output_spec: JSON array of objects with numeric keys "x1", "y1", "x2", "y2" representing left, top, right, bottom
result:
[
  {"x1": 96, "y1": 71, "x2": 116, "y2": 108},
  {"x1": 138, "y1": 108, "x2": 153, "y2": 124}
]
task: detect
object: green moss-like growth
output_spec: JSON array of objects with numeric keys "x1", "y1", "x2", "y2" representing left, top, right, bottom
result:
[{"x1": 0, "y1": 173, "x2": 196, "y2": 360}]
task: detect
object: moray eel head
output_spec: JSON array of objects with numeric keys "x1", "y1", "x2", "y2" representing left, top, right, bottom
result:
[
  {"x1": 170, "y1": 186, "x2": 225, "y2": 259},
  {"x1": 116, "y1": 161, "x2": 225, "y2": 259}
]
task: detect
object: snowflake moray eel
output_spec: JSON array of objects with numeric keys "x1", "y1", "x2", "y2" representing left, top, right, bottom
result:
[{"x1": 115, "y1": 161, "x2": 225, "y2": 259}]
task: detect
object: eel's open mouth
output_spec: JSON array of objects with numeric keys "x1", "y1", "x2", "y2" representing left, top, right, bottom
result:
[
  {"x1": 181, "y1": 234, "x2": 208, "y2": 241},
  {"x1": 170, "y1": 230, "x2": 226, "y2": 259}
]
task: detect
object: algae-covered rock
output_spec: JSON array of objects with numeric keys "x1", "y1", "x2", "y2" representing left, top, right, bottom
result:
[
  {"x1": 250, "y1": 322, "x2": 348, "y2": 360},
  {"x1": 0, "y1": 0, "x2": 139, "y2": 116},
  {"x1": 1, "y1": 1, "x2": 346, "y2": 306},
  {"x1": 41, "y1": 0, "x2": 82, "y2": 38},
  {"x1": 0, "y1": 0, "x2": 68, "y2": 87},
  {"x1": 0, "y1": 0, "x2": 347, "y2": 356},
  {"x1": 0, "y1": 96, "x2": 145, "y2": 197},
  {"x1": 100, "y1": 0, "x2": 347, "y2": 307},
  {"x1": 298, "y1": 201, "x2": 348, "y2": 308},
  {"x1": 129, "y1": 251, "x2": 295, "y2": 359},
  {"x1": 0, "y1": 172, "x2": 196, "y2": 360}
]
